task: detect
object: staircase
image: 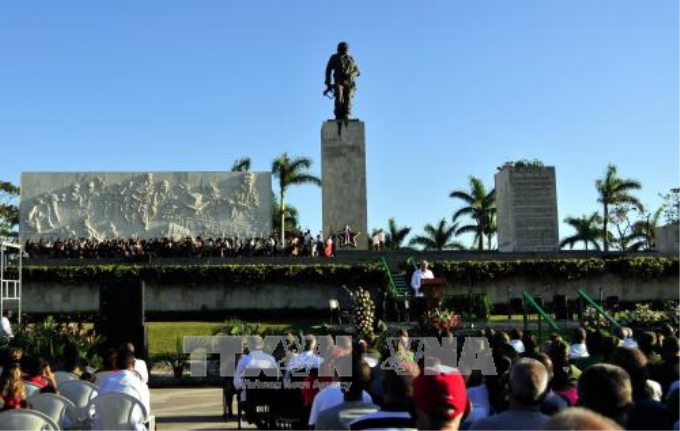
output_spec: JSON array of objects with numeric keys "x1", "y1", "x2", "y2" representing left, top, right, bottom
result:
[{"x1": 379, "y1": 257, "x2": 414, "y2": 323}]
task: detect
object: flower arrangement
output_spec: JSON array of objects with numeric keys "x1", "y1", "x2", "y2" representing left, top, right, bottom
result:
[
  {"x1": 580, "y1": 305, "x2": 610, "y2": 329},
  {"x1": 619, "y1": 303, "x2": 668, "y2": 329},
  {"x1": 352, "y1": 287, "x2": 376, "y2": 340},
  {"x1": 421, "y1": 307, "x2": 462, "y2": 333}
]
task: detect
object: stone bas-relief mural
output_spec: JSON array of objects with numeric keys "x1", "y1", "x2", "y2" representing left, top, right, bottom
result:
[{"x1": 20, "y1": 172, "x2": 272, "y2": 241}]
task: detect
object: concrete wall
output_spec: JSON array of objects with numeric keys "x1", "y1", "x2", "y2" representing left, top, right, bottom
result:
[{"x1": 21, "y1": 273, "x2": 677, "y2": 313}]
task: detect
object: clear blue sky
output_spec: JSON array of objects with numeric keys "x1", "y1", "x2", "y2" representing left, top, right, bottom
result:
[{"x1": 1, "y1": 1, "x2": 678, "y2": 247}]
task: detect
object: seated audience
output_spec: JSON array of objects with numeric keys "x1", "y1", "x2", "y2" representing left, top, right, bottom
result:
[
  {"x1": 544, "y1": 407, "x2": 623, "y2": 430},
  {"x1": 412, "y1": 364, "x2": 469, "y2": 431},
  {"x1": 470, "y1": 358, "x2": 550, "y2": 430},
  {"x1": 0, "y1": 363, "x2": 26, "y2": 410},
  {"x1": 348, "y1": 365, "x2": 416, "y2": 430},
  {"x1": 21, "y1": 356, "x2": 57, "y2": 393},
  {"x1": 314, "y1": 355, "x2": 378, "y2": 430},
  {"x1": 569, "y1": 327, "x2": 589, "y2": 359},
  {"x1": 578, "y1": 363, "x2": 633, "y2": 427}
]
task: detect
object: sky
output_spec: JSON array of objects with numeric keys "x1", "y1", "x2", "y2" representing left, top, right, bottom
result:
[{"x1": 1, "y1": 1, "x2": 678, "y2": 247}]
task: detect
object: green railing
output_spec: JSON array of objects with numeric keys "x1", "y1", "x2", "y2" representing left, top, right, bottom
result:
[
  {"x1": 522, "y1": 290, "x2": 560, "y2": 341},
  {"x1": 380, "y1": 257, "x2": 399, "y2": 299},
  {"x1": 405, "y1": 256, "x2": 418, "y2": 271},
  {"x1": 577, "y1": 288, "x2": 620, "y2": 328}
]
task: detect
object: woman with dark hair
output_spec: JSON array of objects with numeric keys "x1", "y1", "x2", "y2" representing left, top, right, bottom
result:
[{"x1": 21, "y1": 356, "x2": 57, "y2": 393}]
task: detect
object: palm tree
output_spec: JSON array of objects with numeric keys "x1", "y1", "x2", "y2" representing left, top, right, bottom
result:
[
  {"x1": 450, "y1": 176, "x2": 496, "y2": 250},
  {"x1": 627, "y1": 207, "x2": 663, "y2": 251},
  {"x1": 595, "y1": 164, "x2": 642, "y2": 252},
  {"x1": 231, "y1": 157, "x2": 251, "y2": 172},
  {"x1": 272, "y1": 196, "x2": 300, "y2": 236},
  {"x1": 385, "y1": 217, "x2": 411, "y2": 250},
  {"x1": 559, "y1": 212, "x2": 603, "y2": 251},
  {"x1": 271, "y1": 153, "x2": 321, "y2": 246},
  {"x1": 408, "y1": 218, "x2": 465, "y2": 251}
]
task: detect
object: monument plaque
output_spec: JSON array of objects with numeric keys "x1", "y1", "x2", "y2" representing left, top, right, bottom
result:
[
  {"x1": 20, "y1": 171, "x2": 272, "y2": 241},
  {"x1": 495, "y1": 166, "x2": 559, "y2": 252}
]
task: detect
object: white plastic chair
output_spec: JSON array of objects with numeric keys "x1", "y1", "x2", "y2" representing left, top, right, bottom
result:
[
  {"x1": 29, "y1": 393, "x2": 78, "y2": 430},
  {"x1": 53, "y1": 371, "x2": 79, "y2": 387},
  {"x1": 58, "y1": 380, "x2": 98, "y2": 429},
  {"x1": 0, "y1": 408, "x2": 60, "y2": 430},
  {"x1": 87, "y1": 392, "x2": 148, "y2": 431},
  {"x1": 24, "y1": 381, "x2": 43, "y2": 398}
]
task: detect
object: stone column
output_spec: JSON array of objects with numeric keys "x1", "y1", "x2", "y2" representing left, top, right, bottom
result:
[
  {"x1": 495, "y1": 166, "x2": 559, "y2": 252},
  {"x1": 321, "y1": 120, "x2": 368, "y2": 250},
  {"x1": 655, "y1": 223, "x2": 679, "y2": 254}
]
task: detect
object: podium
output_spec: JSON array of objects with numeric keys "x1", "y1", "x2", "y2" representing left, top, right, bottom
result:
[{"x1": 421, "y1": 278, "x2": 447, "y2": 310}]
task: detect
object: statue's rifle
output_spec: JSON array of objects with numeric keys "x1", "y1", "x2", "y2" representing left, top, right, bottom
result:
[{"x1": 323, "y1": 85, "x2": 335, "y2": 99}]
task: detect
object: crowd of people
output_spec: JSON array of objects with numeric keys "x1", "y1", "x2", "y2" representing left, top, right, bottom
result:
[
  {"x1": 0, "y1": 341, "x2": 151, "y2": 430},
  {"x1": 230, "y1": 324, "x2": 679, "y2": 430},
  {"x1": 21, "y1": 230, "x2": 345, "y2": 260}
]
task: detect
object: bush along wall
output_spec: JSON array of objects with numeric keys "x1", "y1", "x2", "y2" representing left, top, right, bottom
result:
[{"x1": 19, "y1": 256, "x2": 678, "y2": 286}]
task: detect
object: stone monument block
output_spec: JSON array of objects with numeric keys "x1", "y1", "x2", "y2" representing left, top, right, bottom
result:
[
  {"x1": 20, "y1": 171, "x2": 272, "y2": 241},
  {"x1": 495, "y1": 166, "x2": 559, "y2": 252},
  {"x1": 655, "y1": 223, "x2": 679, "y2": 254},
  {"x1": 321, "y1": 120, "x2": 368, "y2": 250}
]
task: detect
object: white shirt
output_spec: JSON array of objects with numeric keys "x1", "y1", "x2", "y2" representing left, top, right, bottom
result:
[
  {"x1": 308, "y1": 383, "x2": 374, "y2": 426},
  {"x1": 287, "y1": 351, "x2": 324, "y2": 373},
  {"x1": 0, "y1": 316, "x2": 13, "y2": 341},
  {"x1": 509, "y1": 339, "x2": 525, "y2": 354},
  {"x1": 97, "y1": 369, "x2": 151, "y2": 430},
  {"x1": 410, "y1": 269, "x2": 434, "y2": 297},
  {"x1": 233, "y1": 350, "x2": 279, "y2": 391},
  {"x1": 134, "y1": 359, "x2": 149, "y2": 384},
  {"x1": 569, "y1": 343, "x2": 589, "y2": 359}
]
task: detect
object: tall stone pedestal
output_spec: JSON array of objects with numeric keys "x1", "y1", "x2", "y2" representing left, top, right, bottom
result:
[
  {"x1": 321, "y1": 120, "x2": 368, "y2": 250},
  {"x1": 495, "y1": 166, "x2": 559, "y2": 252},
  {"x1": 655, "y1": 223, "x2": 679, "y2": 254}
]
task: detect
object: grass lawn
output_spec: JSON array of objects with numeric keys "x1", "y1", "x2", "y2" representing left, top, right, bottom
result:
[{"x1": 147, "y1": 319, "x2": 319, "y2": 356}]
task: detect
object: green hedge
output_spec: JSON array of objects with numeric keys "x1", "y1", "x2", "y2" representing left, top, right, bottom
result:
[{"x1": 17, "y1": 256, "x2": 678, "y2": 285}]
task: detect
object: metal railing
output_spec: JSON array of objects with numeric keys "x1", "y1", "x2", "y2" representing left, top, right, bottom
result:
[
  {"x1": 577, "y1": 288, "x2": 620, "y2": 328},
  {"x1": 380, "y1": 257, "x2": 399, "y2": 298},
  {"x1": 522, "y1": 290, "x2": 560, "y2": 341}
]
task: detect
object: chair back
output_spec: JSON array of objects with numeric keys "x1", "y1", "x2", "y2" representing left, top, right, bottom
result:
[
  {"x1": 24, "y1": 381, "x2": 43, "y2": 399},
  {"x1": 53, "y1": 371, "x2": 79, "y2": 386},
  {"x1": 0, "y1": 409, "x2": 60, "y2": 430},
  {"x1": 87, "y1": 392, "x2": 148, "y2": 431},
  {"x1": 28, "y1": 392, "x2": 78, "y2": 429},
  {"x1": 59, "y1": 380, "x2": 98, "y2": 427}
]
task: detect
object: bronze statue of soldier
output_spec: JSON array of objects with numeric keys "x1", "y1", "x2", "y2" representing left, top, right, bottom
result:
[{"x1": 324, "y1": 42, "x2": 360, "y2": 120}]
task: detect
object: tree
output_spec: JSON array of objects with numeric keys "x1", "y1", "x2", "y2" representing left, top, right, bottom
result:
[
  {"x1": 408, "y1": 218, "x2": 465, "y2": 251},
  {"x1": 559, "y1": 212, "x2": 603, "y2": 251},
  {"x1": 627, "y1": 206, "x2": 663, "y2": 251},
  {"x1": 450, "y1": 176, "x2": 496, "y2": 250},
  {"x1": 660, "y1": 187, "x2": 680, "y2": 225},
  {"x1": 271, "y1": 196, "x2": 299, "y2": 237},
  {"x1": 230, "y1": 157, "x2": 251, "y2": 172},
  {"x1": 0, "y1": 181, "x2": 20, "y2": 237},
  {"x1": 271, "y1": 153, "x2": 321, "y2": 247},
  {"x1": 595, "y1": 164, "x2": 642, "y2": 252},
  {"x1": 385, "y1": 217, "x2": 411, "y2": 250}
]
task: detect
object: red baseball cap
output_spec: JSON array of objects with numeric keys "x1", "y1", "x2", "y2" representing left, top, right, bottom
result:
[{"x1": 412, "y1": 365, "x2": 468, "y2": 420}]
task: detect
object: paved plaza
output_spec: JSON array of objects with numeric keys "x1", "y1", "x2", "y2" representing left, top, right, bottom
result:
[{"x1": 151, "y1": 387, "x2": 255, "y2": 430}]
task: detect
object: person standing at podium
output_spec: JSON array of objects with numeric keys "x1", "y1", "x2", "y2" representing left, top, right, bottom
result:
[{"x1": 410, "y1": 260, "x2": 434, "y2": 297}]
